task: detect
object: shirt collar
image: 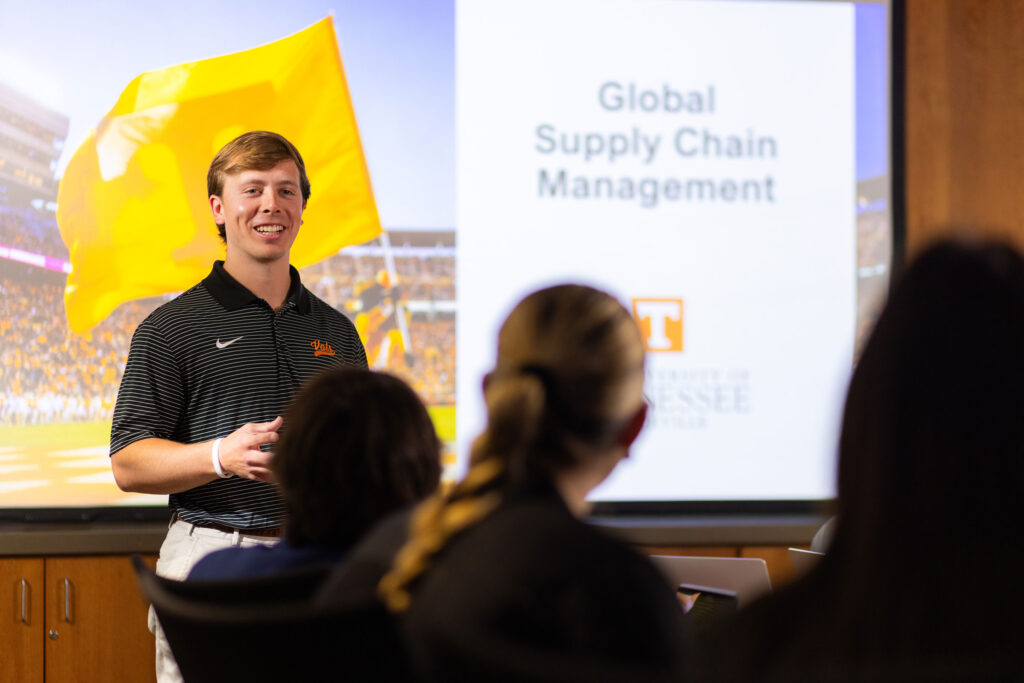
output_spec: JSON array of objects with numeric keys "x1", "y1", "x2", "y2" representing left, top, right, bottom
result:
[{"x1": 202, "y1": 261, "x2": 311, "y2": 314}]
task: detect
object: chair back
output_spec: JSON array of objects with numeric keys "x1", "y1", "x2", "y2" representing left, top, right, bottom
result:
[{"x1": 133, "y1": 555, "x2": 413, "y2": 682}]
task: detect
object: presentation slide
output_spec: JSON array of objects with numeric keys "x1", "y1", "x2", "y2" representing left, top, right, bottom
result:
[
  {"x1": 0, "y1": 0, "x2": 890, "y2": 510},
  {"x1": 457, "y1": 0, "x2": 860, "y2": 501}
]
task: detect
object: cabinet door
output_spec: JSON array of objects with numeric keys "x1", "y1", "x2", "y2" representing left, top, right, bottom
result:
[
  {"x1": 45, "y1": 555, "x2": 157, "y2": 683},
  {"x1": 1, "y1": 557, "x2": 44, "y2": 682}
]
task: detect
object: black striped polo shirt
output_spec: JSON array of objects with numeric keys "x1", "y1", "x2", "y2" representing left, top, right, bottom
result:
[{"x1": 110, "y1": 261, "x2": 367, "y2": 529}]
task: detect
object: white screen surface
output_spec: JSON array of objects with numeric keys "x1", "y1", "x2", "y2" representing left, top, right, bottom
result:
[{"x1": 456, "y1": 0, "x2": 869, "y2": 501}]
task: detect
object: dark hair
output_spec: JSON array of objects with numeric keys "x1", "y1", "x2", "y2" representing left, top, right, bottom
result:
[
  {"x1": 837, "y1": 240, "x2": 1024, "y2": 567},
  {"x1": 704, "y1": 240, "x2": 1024, "y2": 678},
  {"x1": 207, "y1": 130, "x2": 312, "y2": 242},
  {"x1": 380, "y1": 284, "x2": 646, "y2": 610},
  {"x1": 273, "y1": 368, "x2": 441, "y2": 549}
]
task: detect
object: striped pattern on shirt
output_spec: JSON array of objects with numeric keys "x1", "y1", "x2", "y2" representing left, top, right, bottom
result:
[{"x1": 110, "y1": 262, "x2": 367, "y2": 529}]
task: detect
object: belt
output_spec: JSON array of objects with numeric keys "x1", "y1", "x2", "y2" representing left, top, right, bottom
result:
[{"x1": 174, "y1": 513, "x2": 282, "y2": 538}]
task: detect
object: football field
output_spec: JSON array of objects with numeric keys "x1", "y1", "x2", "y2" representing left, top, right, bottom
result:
[
  {"x1": 0, "y1": 422, "x2": 164, "y2": 507},
  {"x1": 0, "y1": 406, "x2": 457, "y2": 507}
]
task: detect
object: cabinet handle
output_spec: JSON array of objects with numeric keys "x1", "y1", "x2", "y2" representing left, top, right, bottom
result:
[
  {"x1": 62, "y1": 578, "x2": 72, "y2": 623},
  {"x1": 20, "y1": 578, "x2": 28, "y2": 624}
]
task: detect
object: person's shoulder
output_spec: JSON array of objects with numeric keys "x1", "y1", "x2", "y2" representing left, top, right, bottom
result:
[
  {"x1": 187, "y1": 543, "x2": 275, "y2": 581},
  {"x1": 499, "y1": 499, "x2": 671, "y2": 585},
  {"x1": 141, "y1": 281, "x2": 216, "y2": 330},
  {"x1": 448, "y1": 497, "x2": 612, "y2": 570},
  {"x1": 482, "y1": 496, "x2": 618, "y2": 550},
  {"x1": 304, "y1": 288, "x2": 357, "y2": 326},
  {"x1": 316, "y1": 509, "x2": 412, "y2": 610},
  {"x1": 566, "y1": 510, "x2": 665, "y2": 577}
]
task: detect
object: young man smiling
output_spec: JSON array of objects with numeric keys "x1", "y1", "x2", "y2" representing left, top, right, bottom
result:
[{"x1": 110, "y1": 131, "x2": 367, "y2": 683}]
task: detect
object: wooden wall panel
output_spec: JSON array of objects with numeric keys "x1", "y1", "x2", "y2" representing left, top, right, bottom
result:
[{"x1": 905, "y1": 0, "x2": 1024, "y2": 254}]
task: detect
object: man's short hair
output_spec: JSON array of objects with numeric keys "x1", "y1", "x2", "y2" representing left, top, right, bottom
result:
[{"x1": 207, "y1": 130, "x2": 312, "y2": 241}]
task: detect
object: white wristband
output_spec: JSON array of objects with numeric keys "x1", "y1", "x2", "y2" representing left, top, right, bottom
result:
[{"x1": 211, "y1": 438, "x2": 231, "y2": 478}]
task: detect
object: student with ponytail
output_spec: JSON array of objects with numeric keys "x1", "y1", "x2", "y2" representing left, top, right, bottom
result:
[{"x1": 318, "y1": 284, "x2": 689, "y2": 682}]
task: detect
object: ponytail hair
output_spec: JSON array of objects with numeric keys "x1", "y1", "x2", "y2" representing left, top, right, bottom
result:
[{"x1": 379, "y1": 284, "x2": 645, "y2": 611}]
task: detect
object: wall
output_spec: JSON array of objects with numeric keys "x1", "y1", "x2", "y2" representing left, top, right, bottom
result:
[{"x1": 905, "y1": 0, "x2": 1024, "y2": 253}]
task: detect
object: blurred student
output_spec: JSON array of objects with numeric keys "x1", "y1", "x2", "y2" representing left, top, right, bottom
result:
[
  {"x1": 698, "y1": 240, "x2": 1024, "y2": 681},
  {"x1": 189, "y1": 367, "x2": 441, "y2": 580},
  {"x1": 319, "y1": 284, "x2": 689, "y2": 683}
]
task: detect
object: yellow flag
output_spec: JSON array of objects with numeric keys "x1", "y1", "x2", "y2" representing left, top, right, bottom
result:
[{"x1": 56, "y1": 17, "x2": 381, "y2": 333}]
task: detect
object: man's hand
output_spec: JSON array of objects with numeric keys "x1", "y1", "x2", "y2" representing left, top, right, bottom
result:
[
  {"x1": 216, "y1": 417, "x2": 283, "y2": 482},
  {"x1": 111, "y1": 417, "x2": 284, "y2": 494}
]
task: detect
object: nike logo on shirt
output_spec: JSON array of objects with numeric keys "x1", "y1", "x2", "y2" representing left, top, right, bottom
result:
[{"x1": 215, "y1": 336, "x2": 244, "y2": 349}]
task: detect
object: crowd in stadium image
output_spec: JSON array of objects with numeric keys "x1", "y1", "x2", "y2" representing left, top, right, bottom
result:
[
  {"x1": 1, "y1": 203, "x2": 890, "y2": 427},
  {"x1": 0, "y1": 223, "x2": 456, "y2": 426},
  {"x1": 0, "y1": 205, "x2": 69, "y2": 258}
]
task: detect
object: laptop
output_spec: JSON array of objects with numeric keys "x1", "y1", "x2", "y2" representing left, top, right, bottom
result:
[
  {"x1": 787, "y1": 547, "x2": 824, "y2": 575},
  {"x1": 648, "y1": 555, "x2": 772, "y2": 608}
]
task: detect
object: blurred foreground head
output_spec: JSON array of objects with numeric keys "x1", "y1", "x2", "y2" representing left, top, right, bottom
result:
[
  {"x1": 837, "y1": 239, "x2": 1024, "y2": 559},
  {"x1": 274, "y1": 368, "x2": 441, "y2": 548},
  {"x1": 700, "y1": 241, "x2": 1024, "y2": 680},
  {"x1": 817, "y1": 239, "x2": 1024, "y2": 667}
]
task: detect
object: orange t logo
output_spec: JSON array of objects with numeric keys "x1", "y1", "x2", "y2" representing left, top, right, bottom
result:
[{"x1": 633, "y1": 298, "x2": 683, "y2": 352}]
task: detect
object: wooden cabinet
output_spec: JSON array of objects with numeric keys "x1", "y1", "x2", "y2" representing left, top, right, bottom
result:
[
  {"x1": 2, "y1": 555, "x2": 156, "y2": 683},
  {"x1": 2, "y1": 557, "x2": 44, "y2": 682}
]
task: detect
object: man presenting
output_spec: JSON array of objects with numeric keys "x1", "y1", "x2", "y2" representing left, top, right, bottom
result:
[{"x1": 110, "y1": 131, "x2": 367, "y2": 682}]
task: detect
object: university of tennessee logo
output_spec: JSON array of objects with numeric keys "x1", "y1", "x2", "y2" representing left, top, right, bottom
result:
[
  {"x1": 310, "y1": 340, "x2": 336, "y2": 357},
  {"x1": 632, "y1": 298, "x2": 683, "y2": 352}
]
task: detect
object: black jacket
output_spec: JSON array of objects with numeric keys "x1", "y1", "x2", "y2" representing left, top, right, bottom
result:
[{"x1": 318, "y1": 474, "x2": 689, "y2": 683}]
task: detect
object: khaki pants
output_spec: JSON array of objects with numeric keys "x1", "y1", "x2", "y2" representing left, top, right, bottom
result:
[{"x1": 150, "y1": 519, "x2": 279, "y2": 683}]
